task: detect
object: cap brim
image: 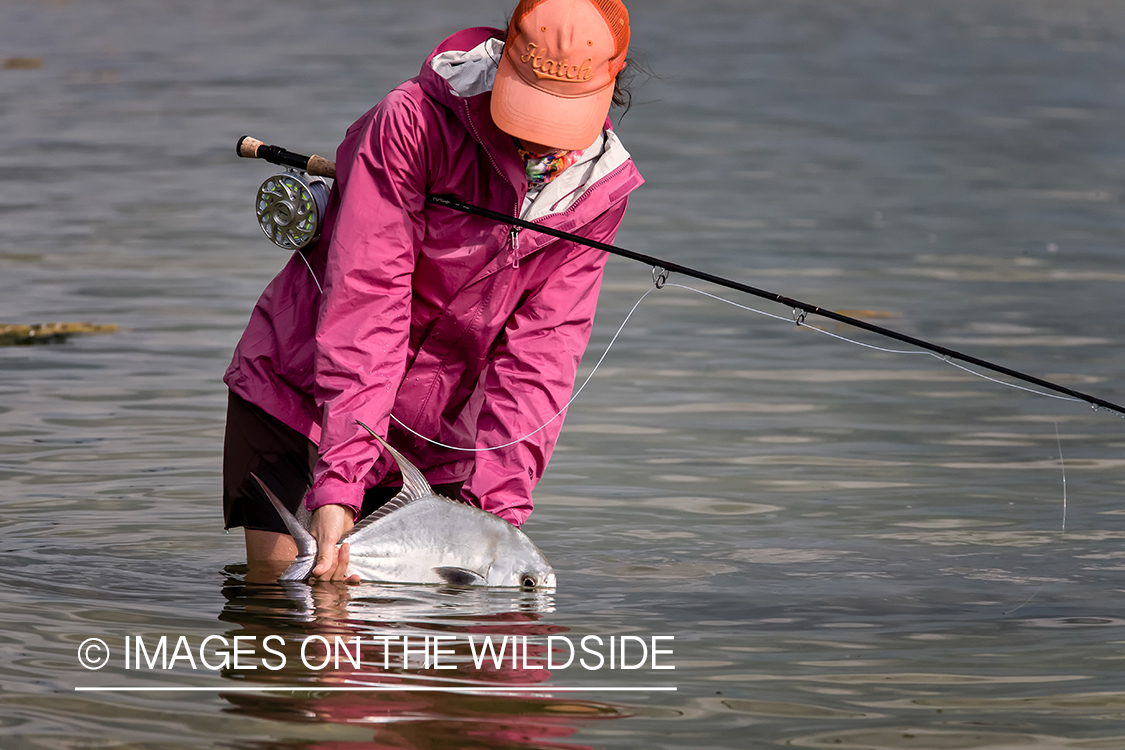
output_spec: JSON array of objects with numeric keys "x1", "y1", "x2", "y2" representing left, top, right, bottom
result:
[{"x1": 491, "y1": 53, "x2": 612, "y2": 152}]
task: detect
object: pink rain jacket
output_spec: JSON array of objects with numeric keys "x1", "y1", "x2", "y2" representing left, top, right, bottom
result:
[{"x1": 224, "y1": 27, "x2": 644, "y2": 526}]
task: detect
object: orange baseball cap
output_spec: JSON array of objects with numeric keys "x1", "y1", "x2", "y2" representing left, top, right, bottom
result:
[{"x1": 491, "y1": 0, "x2": 630, "y2": 151}]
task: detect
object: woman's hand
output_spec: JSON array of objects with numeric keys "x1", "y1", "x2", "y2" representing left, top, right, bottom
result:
[{"x1": 309, "y1": 504, "x2": 361, "y2": 583}]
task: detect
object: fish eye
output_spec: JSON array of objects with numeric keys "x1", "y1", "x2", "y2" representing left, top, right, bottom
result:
[{"x1": 521, "y1": 575, "x2": 536, "y2": 589}]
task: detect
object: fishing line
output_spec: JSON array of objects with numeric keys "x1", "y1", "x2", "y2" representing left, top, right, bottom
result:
[
  {"x1": 391, "y1": 275, "x2": 1087, "y2": 453},
  {"x1": 1003, "y1": 424, "x2": 1068, "y2": 616},
  {"x1": 296, "y1": 250, "x2": 323, "y2": 294},
  {"x1": 388, "y1": 285, "x2": 661, "y2": 452},
  {"x1": 662, "y1": 282, "x2": 1085, "y2": 406},
  {"x1": 1057, "y1": 423, "x2": 1067, "y2": 534}
]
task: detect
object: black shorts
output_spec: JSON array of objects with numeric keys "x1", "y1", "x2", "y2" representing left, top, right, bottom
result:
[{"x1": 222, "y1": 391, "x2": 463, "y2": 534}]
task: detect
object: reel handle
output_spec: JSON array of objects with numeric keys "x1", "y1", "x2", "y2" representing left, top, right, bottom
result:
[{"x1": 237, "y1": 135, "x2": 336, "y2": 179}]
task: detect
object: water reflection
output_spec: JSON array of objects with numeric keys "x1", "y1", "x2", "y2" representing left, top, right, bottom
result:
[{"x1": 216, "y1": 570, "x2": 629, "y2": 749}]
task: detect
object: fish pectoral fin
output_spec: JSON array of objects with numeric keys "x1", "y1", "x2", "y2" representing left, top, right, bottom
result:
[{"x1": 433, "y1": 566, "x2": 486, "y2": 586}]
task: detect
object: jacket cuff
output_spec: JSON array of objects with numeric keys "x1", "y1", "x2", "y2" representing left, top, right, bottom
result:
[{"x1": 304, "y1": 478, "x2": 364, "y2": 520}]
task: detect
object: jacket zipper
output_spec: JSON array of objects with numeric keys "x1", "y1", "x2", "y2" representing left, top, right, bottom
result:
[{"x1": 510, "y1": 226, "x2": 521, "y2": 268}]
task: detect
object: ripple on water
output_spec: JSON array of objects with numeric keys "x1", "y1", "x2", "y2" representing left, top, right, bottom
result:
[
  {"x1": 938, "y1": 458, "x2": 1125, "y2": 471},
  {"x1": 653, "y1": 473, "x2": 716, "y2": 482},
  {"x1": 617, "y1": 528, "x2": 700, "y2": 540},
  {"x1": 725, "y1": 548, "x2": 850, "y2": 564},
  {"x1": 697, "y1": 695, "x2": 877, "y2": 720},
  {"x1": 532, "y1": 493, "x2": 628, "y2": 507},
  {"x1": 640, "y1": 496, "x2": 782, "y2": 515},
  {"x1": 893, "y1": 518, "x2": 1006, "y2": 529},
  {"x1": 581, "y1": 560, "x2": 741, "y2": 579},
  {"x1": 864, "y1": 691, "x2": 1125, "y2": 719},
  {"x1": 1017, "y1": 617, "x2": 1125, "y2": 630},
  {"x1": 707, "y1": 673, "x2": 1088, "y2": 685},
  {"x1": 726, "y1": 455, "x2": 911, "y2": 468},
  {"x1": 938, "y1": 567, "x2": 1069, "y2": 585},
  {"x1": 788, "y1": 727, "x2": 1091, "y2": 749},
  {"x1": 560, "y1": 423, "x2": 668, "y2": 435},
  {"x1": 879, "y1": 530, "x2": 1125, "y2": 547},
  {"x1": 607, "y1": 401, "x2": 819, "y2": 414},
  {"x1": 753, "y1": 480, "x2": 917, "y2": 492}
]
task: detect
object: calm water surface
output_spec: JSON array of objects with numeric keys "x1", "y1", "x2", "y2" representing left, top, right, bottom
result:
[{"x1": 2, "y1": 1, "x2": 1124, "y2": 747}]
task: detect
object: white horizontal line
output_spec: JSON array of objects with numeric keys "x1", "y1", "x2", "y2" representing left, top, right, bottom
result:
[{"x1": 75, "y1": 685, "x2": 677, "y2": 693}]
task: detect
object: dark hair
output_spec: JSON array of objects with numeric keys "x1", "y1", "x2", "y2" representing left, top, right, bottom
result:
[{"x1": 611, "y1": 54, "x2": 651, "y2": 119}]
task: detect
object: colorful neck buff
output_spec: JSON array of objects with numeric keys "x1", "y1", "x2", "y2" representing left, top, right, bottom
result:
[{"x1": 516, "y1": 142, "x2": 583, "y2": 188}]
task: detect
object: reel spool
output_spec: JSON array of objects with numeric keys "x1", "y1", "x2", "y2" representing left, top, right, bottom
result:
[{"x1": 255, "y1": 170, "x2": 330, "y2": 250}]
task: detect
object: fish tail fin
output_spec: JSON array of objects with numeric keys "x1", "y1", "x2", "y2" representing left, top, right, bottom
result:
[
  {"x1": 251, "y1": 473, "x2": 317, "y2": 560},
  {"x1": 355, "y1": 420, "x2": 432, "y2": 502}
]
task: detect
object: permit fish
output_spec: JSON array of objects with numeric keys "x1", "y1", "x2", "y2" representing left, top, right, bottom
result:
[{"x1": 253, "y1": 425, "x2": 556, "y2": 589}]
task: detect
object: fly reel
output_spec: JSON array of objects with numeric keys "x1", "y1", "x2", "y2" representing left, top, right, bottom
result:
[
  {"x1": 238, "y1": 136, "x2": 337, "y2": 250},
  {"x1": 255, "y1": 170, "x2": 330, "y2": 250}
]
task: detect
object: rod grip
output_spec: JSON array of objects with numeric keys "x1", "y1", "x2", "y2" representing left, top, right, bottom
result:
[
  {"x1": 306, "y1": 154, "x2": 336, "y2": 179},
  {"x1": 236, "y1": 135, "x2": 337, "y2": 179},
  {"x1": 237, "y1": 135, "x2": 265, "y2": 159}
]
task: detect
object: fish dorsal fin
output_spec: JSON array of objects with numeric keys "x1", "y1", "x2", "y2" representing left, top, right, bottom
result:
[
  {"x1": 355, "y1": 420, "x2": 433, "y2": 502},
  {"x1": 345, "y1": 489, "x2": 462, "y2": 540},
  {"x1": 345, "y1": 491, "x2": 422, "y2": 538}
]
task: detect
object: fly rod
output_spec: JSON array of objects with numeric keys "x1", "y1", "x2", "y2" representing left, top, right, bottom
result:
[{"x1": 237, "y1": 136, "x2": 1125, "y2": 416}]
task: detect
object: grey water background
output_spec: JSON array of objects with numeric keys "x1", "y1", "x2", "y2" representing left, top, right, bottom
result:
[{"x1": 3, "y1": 0, "x2": 1125, "y2": 747}]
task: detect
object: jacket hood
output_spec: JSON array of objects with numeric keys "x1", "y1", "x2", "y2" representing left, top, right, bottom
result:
[
  {"x1": 419, "y1": 27, "x2": 520, "y2": 188},
  {"x1": 426, "y1": 27, "x2": 505, "y2": 100},
  {"x1": 420, "y1": 27, "x2": 504, "y2": 99}
]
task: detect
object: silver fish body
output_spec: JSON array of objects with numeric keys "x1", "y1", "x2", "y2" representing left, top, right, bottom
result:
[{"x1": 254, "y1": 428, "x2": 556, "y2": 589}]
